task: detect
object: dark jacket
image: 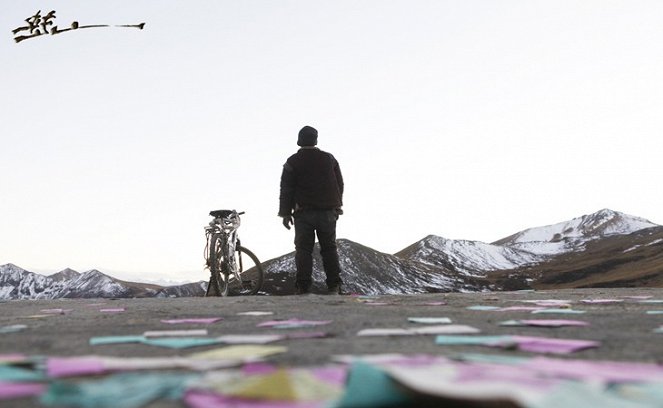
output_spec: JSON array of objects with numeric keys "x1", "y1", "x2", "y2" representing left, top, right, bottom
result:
[{"x1": 279, "y1": 147, "x2": 344, "y2": 216}]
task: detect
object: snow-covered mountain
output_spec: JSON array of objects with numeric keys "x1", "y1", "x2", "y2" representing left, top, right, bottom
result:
[
  {"x1": 259, "y1": 239, "x2": 483, "y2": 295},
  {"x1": 0, "y1": 264, "x2": 60, "y2": 299},
  {"x1": 257, "y1": 209, "x2": 661, "y2": 295},
  {"x1": 395, "y1": 236, "x2": 544, "y2": 277},
  {"x1": 3, "y1": 209, "x2": 661, "y2": 298},
  {"x1": 493, "y1": 208, "x2": 658, "y2": 252},
  {"x1": 397, "y1": 209, "x2": 659, "y2": 277},
  {"x1": 0, "y1": 264, "x2": 206, "y2": 300}
]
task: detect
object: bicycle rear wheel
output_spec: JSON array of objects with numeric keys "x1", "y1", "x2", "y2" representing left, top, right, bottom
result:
[
  {"x1": 228, "y1": 246, "x2": 264, "y2": 295},
  {"x1": 206, "y1": 233, "x2": 230, "y2": 297}
]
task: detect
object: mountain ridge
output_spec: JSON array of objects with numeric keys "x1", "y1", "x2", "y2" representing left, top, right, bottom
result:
[
  {"x1": 2, "y1": 208, "x2": 661, "y2": 298},
  {"x1": 0, "y1": 264, "x2": 206, "y2": 300}
]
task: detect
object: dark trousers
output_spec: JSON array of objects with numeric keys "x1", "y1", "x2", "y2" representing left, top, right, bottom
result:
[{"x1": 293, "y1": 210, "x2": 342, "y2": 290}]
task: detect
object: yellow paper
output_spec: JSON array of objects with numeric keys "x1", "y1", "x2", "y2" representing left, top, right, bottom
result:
[
  {"x1": 211, "y1": 369, "x2": 343, "y2": 402},
  {"x1": 188, "y1": 345, "x2": 287, "y2": 361},
  {"x1": 230, "y1": 369, "x2": 298, "y2": 400}
]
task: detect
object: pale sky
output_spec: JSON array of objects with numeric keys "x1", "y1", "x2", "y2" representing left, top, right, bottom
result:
[{"x1": 2, "y1": 1, "x2": 662, "y2": 283}]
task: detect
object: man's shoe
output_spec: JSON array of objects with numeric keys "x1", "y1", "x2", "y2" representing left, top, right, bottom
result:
[
  {"x1": 295, "y1": 286, "x2": 312, "y2": 295},
  {"x1": 327, "y1": 284, "x2": 342, "y2": 295}
]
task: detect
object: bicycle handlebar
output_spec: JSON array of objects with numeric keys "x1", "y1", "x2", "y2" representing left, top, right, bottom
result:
[{"x1": 209, "y1": 209, "x2": 245, "y2": 218}]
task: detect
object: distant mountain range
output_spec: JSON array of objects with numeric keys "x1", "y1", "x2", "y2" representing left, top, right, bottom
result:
[
  {"x1": 0, "y1": 264, "x2": 206, "y2": 300},
  {"x1": 260, "y1": 209, "x2": 663, "y2": 294},
  {"x1": 2, "y1": 209, "x2": 662, "y2": 299}
]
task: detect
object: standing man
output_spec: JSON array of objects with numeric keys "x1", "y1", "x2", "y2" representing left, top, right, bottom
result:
[{"x1": 279, "y1": 126, "x2": 344, "y2": 295}]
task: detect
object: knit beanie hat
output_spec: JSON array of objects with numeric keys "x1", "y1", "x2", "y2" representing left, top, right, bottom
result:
[{"x1": 297, "y1": 126, "x2": 318, "y2": 146}]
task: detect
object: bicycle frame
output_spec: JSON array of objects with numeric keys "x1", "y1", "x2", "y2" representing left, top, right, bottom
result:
[
  {"x1": 205, "y1": 210, "x2": 243, "y2": 282},
  {"x1": 204, "y1": 209, "x2": 263, "y2": 296}
]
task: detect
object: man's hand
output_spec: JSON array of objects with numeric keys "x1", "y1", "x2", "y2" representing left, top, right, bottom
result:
[{"x1": 281, "y1": 215, "x2": 293, "y2": 230}]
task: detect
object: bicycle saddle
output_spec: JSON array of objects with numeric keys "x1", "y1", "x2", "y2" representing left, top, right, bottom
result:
[{"x1": 210, "y1": 209, "x2": 235, "y2": 218}]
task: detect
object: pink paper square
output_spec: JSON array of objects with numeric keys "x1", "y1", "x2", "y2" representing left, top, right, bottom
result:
[
  {"x1": 0, "y1": 382, "x2": 46, "y2": 400},
  {"x1": 47, "y1": 357, "x2": 106, "y2": 378},
  {"x1": 160, "y1": 317, "x2": 223, "y2": 324}
]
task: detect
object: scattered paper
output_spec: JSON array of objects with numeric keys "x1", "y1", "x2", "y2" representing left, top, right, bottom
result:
[
  {"x1": 0, "y1": 354, "x2": 28, "y2": 365},
  {"x1": 99, "y1": 308, "x2": 125, "y2": 313},
  {"x1": 520, "y1": 299, "x2": 573, "y2": 307},
  {"x1": 415, "y1": 325, "x2": 481, "y2": 335},
  {"x1": 184, "y1": 390, "x2": 323, "y2": 408},
  {"x1": 356, "y1": 328, "x2": 415, "y2": 337},
  {"x1": 619, "y1": 295, "x2": 653, "y2": 300},
  {"x1": 0, "y1": 381, "x2": 46, "y2": 400},
  {"x1": 580, "y1": 299, "x2": 624, "y2": 304},
  {"x1": 520, "y1": 356, "x2": 663, "y2": 383},
  {"x1": 90, "y1": 336, "x2": 147, "y2": 346},
  {"x1": 499, "y1": 319, "x2": 589, "y2": 327},
  {"x1": 434, "y1": 335, "x2": 511, "y2": 347},
  {"x1": 532, "y1": 379, "x2": 662, "y2": 408},
  {"x1": 47, "y1": 355, "x2": 242, "y2": 378},
  {"x1": 142, "y1": 338, "x2": 222, "y2": 349},
  {"x1": 334, "y1": 361, "x2": 413, "y2": 408},
  {"x1": 188, "y1": 345, "x2": 288, "y2": 361},
  {"x1": 532, "y1": 309, "x2": 586, "y2": 314},
  {"x1": 41, "y1": 372, "x2": 199, "y2": 408},
  {"x1": 407, "y1": 317, "x2": 452, "y2": 324},
  {"x1": 160, "y1": 318, "x2": 223, "y2": 324},
  {"x1": 216, "y1": 335, "x2": 285, "y2": 344},
  {"x1": 92, "y1": 330, "x2": 323, "y2": 348},
  {"x1": 0, "y1": 365, "x2": 45, "y2": 382},
  {"x1": 645, "y1": 311, "x2": 663, "y2": 315},
  {"x1": 333, "y1": 353, "x2": 663, "y2": 408},
  {"x1": 504, "y1": 336, "x2": 600, "y2": 354},
  {"x1": 144, "y1": 329, "x2": 208, "y2": 337},
  {"x1": 497, "y1": 306, "x2": 547, "y2": 312},
  {"x1": 358, "y1": 325, "x2": 480, "y2": 336},
  {"x1": 467, "y1": 305, "x2": 576, "y2": 312},
  {"x1": 47, "y1": 357, "x2": 107, "y2": 378},
  {"x1": 237, "y1": 311, "x2": 274, "y2": 316},
  {"x1": 452, "y1": 353, "x2": 530, "y2": 365},
  {"x1": 0, "y1": 325, "x2": 28, "y2": 334},
  {"x1": 207, "y1": 368, "x2": 344, "y2": 402},
  {"x1": 467, "y1": 306, "x2": 500, "y2": 311},
  {"x1": 257, "y1": 319, "x2": 332, "y2": 329},
  {"x1": 435, "y1": 335, "x2": 600, "y2": 354},
  {"x1": 90, "y1": 335, "x2": 222, "y2": 349},
  {"x1": 654, "y1": 327, "x2": 663, "y2": 334}
]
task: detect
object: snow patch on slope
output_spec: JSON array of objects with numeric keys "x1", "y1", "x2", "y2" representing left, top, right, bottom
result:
[
  {"x1": 401, "y1": 209, "x2": 660, "y2": 277},
  {"x1": 500, "y1": 209, "x2": 657, "y2": 246},
  {"x1": 411, "y1": 236, "x2": 542, "y2": 274}
]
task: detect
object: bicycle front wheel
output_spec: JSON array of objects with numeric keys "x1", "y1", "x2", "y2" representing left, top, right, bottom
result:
[
  {"x1": 206, "y1": 233, "x2": 230, "y2": 297},
  {"x1": 228, "y1": 246, "x2": 264, "y2": 295}
]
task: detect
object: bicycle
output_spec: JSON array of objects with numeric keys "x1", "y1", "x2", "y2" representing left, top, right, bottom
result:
[{"x1": 204, "y1": 209, "x2": 264, "y2": 296}]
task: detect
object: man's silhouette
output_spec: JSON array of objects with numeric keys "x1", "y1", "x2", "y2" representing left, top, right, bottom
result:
[{"x1": 279, "y1": 126, "x2": 344, "y2": 295}]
